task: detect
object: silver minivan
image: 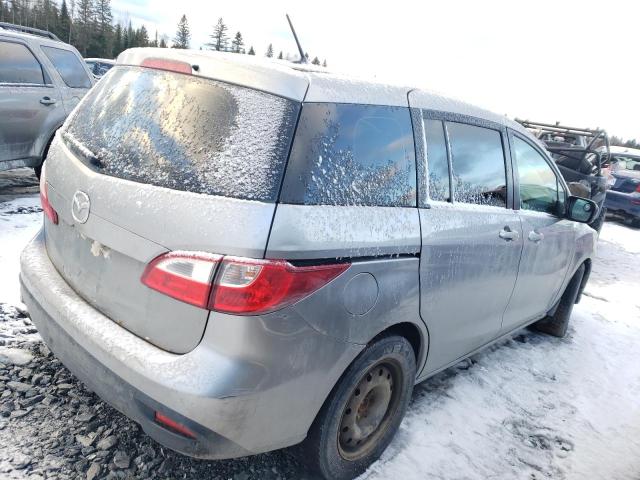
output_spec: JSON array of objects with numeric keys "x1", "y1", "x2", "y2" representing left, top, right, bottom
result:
[
  {"x1": 0, "y1": 23, "x2": 94, "y2": 177},
  {"x1": 20, "y1": 48, "x2": 598, "y2": 480}
]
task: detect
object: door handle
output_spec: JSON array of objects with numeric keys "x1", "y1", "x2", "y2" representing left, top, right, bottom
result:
[
  {"x1": 528, "y1": 230, "x2": 544, "y2": 243},
  {"x1": 40, "y1": 96, "x2": 56, "y2": 105},
  {"x1": 499, "y1": 227, "x2": 519, "y2": 241}
]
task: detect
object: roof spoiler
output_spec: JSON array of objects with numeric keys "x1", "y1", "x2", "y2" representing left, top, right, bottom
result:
[{"x1": 0, "y1": 21, "x2": 60, "y2": 41}]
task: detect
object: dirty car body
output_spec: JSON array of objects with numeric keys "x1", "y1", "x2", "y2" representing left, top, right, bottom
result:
[{"x1": 20, "y1": 48, "x2": 597, "y2": 472}]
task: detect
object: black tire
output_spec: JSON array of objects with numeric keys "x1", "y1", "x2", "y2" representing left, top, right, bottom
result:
[
  {"x1": 532, "y1": 264, "x2": 585, "y2": 338},
  {"x1": 301, "y1": 335, "x2": 416, "y2": 480},
  {"x1": 589, "y1": 206, "x2": 606, "y2": 233}
]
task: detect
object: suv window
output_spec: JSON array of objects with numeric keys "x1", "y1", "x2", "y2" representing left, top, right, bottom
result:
[
  {"x1": 41, "y1": 46, "x2": 91, "y2": 88},
  {"x1": 513, "y1": 136, "x2": 565, "y2": 215},
  {"x1": 64, "y1": 66, "x2": 298, "y2": 201},
  {"x1": 424, "y1": 118, "x2": 450, "y2": 201},
  {"x1": 0, "y1": 41, "x2": 44, "y2": 84},
  {"x1": 447, "y1": 122, "x2": 507, "y2": 207},
  {"x1": 281, "y1": 103, "x2": 416, "y2": 207}
]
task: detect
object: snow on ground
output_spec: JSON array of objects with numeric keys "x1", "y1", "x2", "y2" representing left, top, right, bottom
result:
[
  {"x1": 0, "y1": 196, "x2": 42, "y2": 306},
  {"x1": 0, "y1": 190, "x2": 639, "y2": 479}
]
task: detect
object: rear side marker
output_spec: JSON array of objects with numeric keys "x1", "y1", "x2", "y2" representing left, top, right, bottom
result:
[{"x1": 141, "y1": 252, "x2": 349, "y2": 315}]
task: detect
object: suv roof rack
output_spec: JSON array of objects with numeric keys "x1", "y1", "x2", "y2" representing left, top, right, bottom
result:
[
  {"x1": 516, "y1": 119, "x2": 611, "y2": 172},
  {"x1": 0, "y1": 22, "x2": 60, "y2": 41}
]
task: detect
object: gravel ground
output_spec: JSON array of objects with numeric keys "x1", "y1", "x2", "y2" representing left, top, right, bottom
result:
[{"x1": 0, "y1": 300, "x2": 303, "y2": 480}]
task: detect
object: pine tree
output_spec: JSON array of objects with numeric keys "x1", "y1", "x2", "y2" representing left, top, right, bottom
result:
[
  {"x1": 231, "y1": 31, "x2": 244, "y2": 53},
  {"x1": 173, "y1": 14, "x2": 190, "y2": 49},
  {"x1": 137, "y1": 25, "x2": 149, "y2": 47},
  {"x1": 159, "y1": 36, "x2": 168, "y2": 48},
  {"x1": 322, "y1": 59, "x2": 327, "y2": 67},
  {"x1": 248, "y1": 45, "x2": 255, "y2": 55},
  {"x1": 207, "y1": 17, "x2": 228, "y2": 51},
  {"x1": 311, "y1": 56, "x2": 320, "y2": 65},
  {"x1": 93, "y1": 0, "x2": 113, "y2": 57},
  {"x1": 149, "y1": 29, "x2": 158, "y2": 47},
  {"x1": 58, "y1": 0, "x2": 71, "y2": 43},
  {"x1": 265, "y1": 43, "x2": 273, "y2": 58},
  {"x1": 74, "y1": 0, "x2": 94, "y2": 56},
  {"x1": 113, "y1": 22, "x2": 122, "y2": 56},
  {"x1": 277, "y1": 51, "x2": 283, "y2": 60}
]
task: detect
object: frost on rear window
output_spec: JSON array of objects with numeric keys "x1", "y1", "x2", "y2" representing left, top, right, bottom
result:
[
  {"x1": 65, "y1": 66, "x2": 298, "y2": 202},
  {"x1": 280, "y1": 103, "x2": 416, "y2": 207}
]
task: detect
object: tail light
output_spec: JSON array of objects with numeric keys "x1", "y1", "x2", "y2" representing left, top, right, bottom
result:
[
  {"x1": 141, "y1": 58, "x2": 192, "y2": 75},
  {"x1": 210, "y1": 258, "x2": 350, "y2": 315},
  {"x1": 39, "y1": 164, "x2": 58, "y2": 225},
  {"x1": 141, "y1": 252, "x2": 221, "y2": 308},
  {"x1": 141, "y1": 252, "x2": 349, "y2": 315},
  {"x1": 635, "y1": 183, "x2": 640, "y2": 193}
]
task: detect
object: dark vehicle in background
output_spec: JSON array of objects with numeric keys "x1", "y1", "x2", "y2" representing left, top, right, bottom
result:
[
  {"x1": 0, "y1": 22, "x2": 94, "y2": 177},
  {"x1": 604, "y1": 146, "x2": 640, "y2": 227},
  {"x1": 84, "y1": 57, "x2": 115, "y2": 78},
  {"x1": 518, "y1": 120, "x2": 611, "y2": 232}
]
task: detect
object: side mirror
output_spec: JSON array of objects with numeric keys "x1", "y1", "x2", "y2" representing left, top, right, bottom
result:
[{"x1": 566, "y1": 196, "x2": 598, "y2": 224}]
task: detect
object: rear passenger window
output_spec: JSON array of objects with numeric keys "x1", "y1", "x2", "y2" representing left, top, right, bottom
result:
[
  {"x1": 447, "y1": 122, "x2": 507, "y2": 207},
  {"x1": 424, "y1": 119, "x2": 450, "y2": 201},
  {"x1": 41, "y1": 46, "x2": 91, "y2": 88},
  {"x1": 513, "y1": 136, "x2": 565, "y2": 215},
  {"x1": 281, "y1": 103, "x2": 416, "y2": 207},
  {"x1": 0, "y1": 41, "x2": 44, "y2": 85}
]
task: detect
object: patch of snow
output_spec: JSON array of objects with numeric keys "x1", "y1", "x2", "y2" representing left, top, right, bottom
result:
[{"x1": 0, "y1": 195, "x2": 42, "y2": 305}]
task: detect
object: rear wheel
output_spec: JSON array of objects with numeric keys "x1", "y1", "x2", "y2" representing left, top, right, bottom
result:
[
  {"x1": 302, "y1": 335, "x2": 416, "y2": 480},
  {"x1": 532, "y1": 264, "x2": 585, "y2": 338}
]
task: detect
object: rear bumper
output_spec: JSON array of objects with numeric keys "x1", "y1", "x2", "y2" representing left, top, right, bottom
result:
[{"x1": 20, "y1": 229, "x2": 361, "y2": 459}]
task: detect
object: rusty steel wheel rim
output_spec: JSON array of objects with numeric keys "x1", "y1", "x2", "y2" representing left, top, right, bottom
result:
[{"x1": 337, "y1": 360, "x2": 402, "y2": 461}]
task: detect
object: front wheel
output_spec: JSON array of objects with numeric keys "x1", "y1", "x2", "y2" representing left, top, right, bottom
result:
[
  {"x1": 532, "y1": 264, "x2": 585, "y2": 337},
  {"x1": 301, "y1": 335, "x2": 416, "y2": 480}
]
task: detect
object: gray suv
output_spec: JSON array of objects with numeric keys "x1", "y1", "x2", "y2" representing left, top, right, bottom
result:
[
  {"x1": 0, "y1": 23, "x2": 93, "y2": 177},
  {"x1": 20, "y1": 49, "x2": 598, "y2": 480}
]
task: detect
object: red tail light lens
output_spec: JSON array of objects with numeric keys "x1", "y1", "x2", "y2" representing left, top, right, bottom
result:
[
  {"x1": 141, "y1": 252, "x2": 221, "y2": 308},
  {"x1": 209, "y1": 258, "x2": 350, "y2": 315},
  {"x1": 39, "y1": 164, "x2": 58, "y2": 225},
  {"x1": 141, "y1": 58, "x2": 192, "y2": 75},
  {"x1": 635, "y1": 183, "x2": 640, "y2": 193}
]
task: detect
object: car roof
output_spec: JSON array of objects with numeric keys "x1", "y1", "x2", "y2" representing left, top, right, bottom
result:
[
  {"x1": 0, "y1": 27, "x2": 70, "y2": 49},
  {"x1": 117, "y1": 47, "x2": 533, "y2": 139}
]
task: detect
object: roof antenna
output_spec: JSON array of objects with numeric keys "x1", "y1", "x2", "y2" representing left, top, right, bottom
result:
[{"x1": 286, "y1": 14, "x2": 307, "y2": 64}]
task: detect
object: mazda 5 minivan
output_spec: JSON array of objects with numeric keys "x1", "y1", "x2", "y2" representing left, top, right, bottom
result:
[{"x1": 20, "y1": 48, "x2": 598, "y2": 480}]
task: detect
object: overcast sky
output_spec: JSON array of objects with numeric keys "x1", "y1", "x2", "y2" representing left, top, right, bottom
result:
[{"x1": 110, "y1": 0, "x2": 639, "y2": 140}]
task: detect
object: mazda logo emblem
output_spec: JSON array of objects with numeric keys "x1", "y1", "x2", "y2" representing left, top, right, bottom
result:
[{"x1": 71, "y1": 191, "x2": 91, "y2": 224}]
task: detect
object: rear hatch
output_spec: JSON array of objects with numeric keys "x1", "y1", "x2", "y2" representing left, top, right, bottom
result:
[{"x1": 43, "y1": 64, "x2": 300, "y2": 353}]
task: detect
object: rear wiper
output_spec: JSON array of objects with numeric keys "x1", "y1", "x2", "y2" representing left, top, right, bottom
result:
[{"x1": 61, "y1": 131, "x2": 103, "y2": 168}]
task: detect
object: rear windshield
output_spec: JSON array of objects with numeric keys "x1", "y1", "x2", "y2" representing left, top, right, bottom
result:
[
  {"x1": 280, "y1": 103, "x2": 416, "y2": 207},
  {"x1": 65, "y1": 66, "x2": 299, "y2": 202}
]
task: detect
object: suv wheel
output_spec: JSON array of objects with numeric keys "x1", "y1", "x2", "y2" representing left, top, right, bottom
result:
[{"x1": 301, "y1": 335, "x2": 416, "y2": 480}]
